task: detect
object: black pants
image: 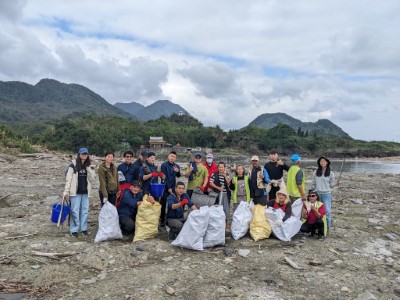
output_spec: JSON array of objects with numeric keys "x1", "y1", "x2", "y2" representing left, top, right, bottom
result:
[
  {"x1": 160, "y1": 191, "x2": 169, "y2": 222},
  {"x1": 268, "y1": 185, "x2": 281, "y2": 200},
  {"x1": 119, "y1": 215, "x2": 135, "y2": 234},
  {"x1": 187, "y1": 190, "x2": 193, "y2": 198},
  {"x1": 166, "y1": 218, "x2": 186, "y2": 234},
  {"x1": 300, "y1": 219, "x2": 325, "y2": 236},
  {"x1": 99, "y1": 191, "x2": 117, "y2": 207}
]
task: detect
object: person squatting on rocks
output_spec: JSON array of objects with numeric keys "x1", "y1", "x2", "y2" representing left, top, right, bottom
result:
[
  {"x1": 249, "y1": 155, "x2": 270, "y2": 206},
  {"x1": 266, "y1": 188, "x2": 292, "y2": 224},
  {"x1": 117, "y1": 150, "x2": 137, "y2": 207},
  {"x1": 185, "y1": 152, "x2": 208, "y2": 198},
  {"x1": 63, "y1": 147, "x2": 96, "y2": 237},
  {"x1": 166, "y1": 181, "x2": 197, "y2": 240},
  {"x1": 160, "y1": 151, "x2": 181, "y2": 227},
  {"x1": 311, "y1": 156, "x2": 338, "y2": 230},
  {"x1": 264, "y1": 149, "x2": 289, "y2": 200},
  {"x1": 117, "y1": 180, "x2": 143, "y2": 235},
  {"x1": 287, "y1": 154, "x2": 306, "y2": 203},
  {"x1": 300, "y1": 189, "x2": 327, "y2": 239},
  {"x1": 98, "y1": 151, "x2": 120, "y2": 207},
  {"x1": 209, "y1": 162, "x2": 232, "y2": 226},
  {"x1": 203, "y1": 152, "x2": 218, "y2": 194},
  {"x1": 230, "y1": 164, "x2": 251, "y2": 212}
]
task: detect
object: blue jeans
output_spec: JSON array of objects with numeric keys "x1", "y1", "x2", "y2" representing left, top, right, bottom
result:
[
  {"x1": 320, "y1": 193, "x2": 332, "y2": 228},
  {"x1": 69, "y1": 194, "x2": 89, "y2": 233}
]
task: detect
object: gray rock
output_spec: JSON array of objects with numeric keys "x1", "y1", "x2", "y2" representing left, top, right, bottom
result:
[
  {"x1": 337, "y1": 247, "x2": 349, "y2": 252},
  {"x1": 31, "y1": 264, "x2": 41, "y2": 270},
  {"x1": 356, "y1": 291, "x2": 377, "y2": 300},
  {"x1": 79, "y1": 278, "x2": 97, "y2": 285},
  {"x1": 130, "y1": 250, "x2": 139, "y2": 257},
  {"x1": 368, "y1": 218, "x2": 380, "y2": 224},
  {"x1": 136, "y1": 243, "x2": 145, "y2": 251},
  {"x1": 385, "y1": 233, "x2": 399, "y2": 241},
  {"x1": 394, "y1": 288, "x2": 400, "y2": 296},
  {"x1": 224, "y1": 247, "x2": 234, "y2": 257},
  {"x1": 351, "y1": 199, "x2": 364, "y2": 205},
  {"x1": 238, "y1": 249, "x2": 250, "y2": 257}
]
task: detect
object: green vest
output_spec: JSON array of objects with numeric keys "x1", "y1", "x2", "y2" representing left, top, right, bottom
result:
[
  {"x1": 303, "y1": 201, "x2": 328, "y2": 236},
  {"x1": 287, "y1": 165, "x2": 305, "y2": 198},
  {"x1": 231, "y1": 175, "x2": 251, "y2": 204}
]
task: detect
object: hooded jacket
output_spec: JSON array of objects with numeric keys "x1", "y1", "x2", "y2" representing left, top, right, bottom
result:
[{"x1": 64, "y1": 160, "x2": 96, "y2": 197}]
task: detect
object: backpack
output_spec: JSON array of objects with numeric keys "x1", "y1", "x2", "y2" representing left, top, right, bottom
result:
[{"x1": 65, "y1": 163, "x2": 77, "y2": 178}]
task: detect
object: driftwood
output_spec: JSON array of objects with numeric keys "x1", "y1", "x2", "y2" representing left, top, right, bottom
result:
[
  {"x1": 328, "y1": 248, "x2": 342, "y2": 256},
  {"x1": 284, "y1": 256, "x2": 302, "y2": 269},
  {"x1": 31, "y1": 251, "x2": 77, "y2": 258},
  {"x1": 0, "y1": 280, "x2": 53, "y2": 294},
  {"x1": 4, "y1": 233, "x2": 36, "y2": 240}
]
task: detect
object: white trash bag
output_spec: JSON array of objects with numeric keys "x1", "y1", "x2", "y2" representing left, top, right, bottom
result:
[
  {"x1": 231, "y1": 201, "x2": 254, "y2": 240},
  {"x1": 265, "y1": 206, "x2": 303, "y2": 241},
  {"x1": 171, "y1": 206, "x2": 209, "y2": 251},
  {"x1": 203, "y1": 205, "x2": 226, "y2": 248},
  {"x1": 291, "y1": 198, "x2": 303, "y2": 219},
  {"x1": 95, "y1": 201, "x2": 123, "y2": 243}
]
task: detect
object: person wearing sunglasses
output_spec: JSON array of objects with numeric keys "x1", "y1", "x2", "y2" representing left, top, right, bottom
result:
[{"x1": 300, "y1": 190, "x2": 327, "y2": 239}]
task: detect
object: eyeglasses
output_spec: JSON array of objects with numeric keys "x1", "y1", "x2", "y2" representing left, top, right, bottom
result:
[
  {"x1": 195, "y1": 156, "x2": 201, "y2": 159},
  {"x1": 125, "y1": 155, "x2": 133, "y2": 158},
  {"x1": 308, "y1": 195, "x2": 317, "y2": 198}
]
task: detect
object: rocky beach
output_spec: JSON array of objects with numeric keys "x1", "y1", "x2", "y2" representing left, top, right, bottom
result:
[{"x1": 0, "y1": 152, "x2": 400, "y2": 300}]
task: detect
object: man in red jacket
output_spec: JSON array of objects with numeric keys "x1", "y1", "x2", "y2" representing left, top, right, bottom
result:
[{"x1": 203, "y1": 153, "x2": 218, "y2": 193}]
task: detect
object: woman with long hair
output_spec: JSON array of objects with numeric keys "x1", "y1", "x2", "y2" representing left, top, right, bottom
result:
[
  {"x1": 63, "y1": 147, "x2": 96, "y2": 237},
  {"x1": 311, "y1": 156, "x2": 338, "y2": 231}
]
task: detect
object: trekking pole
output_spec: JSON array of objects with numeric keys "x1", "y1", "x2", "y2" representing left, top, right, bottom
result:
[{"x1": 57, "y1": 196, "x2": 64, "y2": 228}]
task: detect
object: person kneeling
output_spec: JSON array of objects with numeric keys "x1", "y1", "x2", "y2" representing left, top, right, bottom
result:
[
  {"x1": 166, "y1": 181, "x2": 197, "y2": 240},
  {"x1": 300, "y1": 190, "x2": 327, "y2": 239},
  {"x1": 267, "y1": 189, "x2": 292, "y2": 225},
  {"x1": 118, "y1": 180, "x2": 143, "y2": 235}
]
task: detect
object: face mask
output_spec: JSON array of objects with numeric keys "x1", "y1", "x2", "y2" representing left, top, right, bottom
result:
[{"x1": 206, "y1": 158, "x2": 213, "y2": 163}]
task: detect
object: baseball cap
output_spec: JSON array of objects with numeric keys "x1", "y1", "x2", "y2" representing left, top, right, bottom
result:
[
  {"x1": 140, "y1": 151, "x2": 148, "y2": 157},
  {"x1": 291, "y1": 154, "x2": 301, "y2": 163},
  {"x1": 194, "y1": 152, "x2": 202, "y2": 157},
  {"x1": 206, "y1": 153, "x2": 213, "y2": 158},
  {"x1": 78, "y1": 147, "x2": 89, "y2": 154},
  {"x1": 131, "y1": 180, "x2": 141, "y2": 187},
  {"x1": 251, "y1": 155, "x2": 259, "y2": 161}
]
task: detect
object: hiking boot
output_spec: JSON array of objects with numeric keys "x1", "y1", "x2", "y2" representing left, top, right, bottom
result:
[
  {"x1": 168, "y1": 230, "x2": 177, "y2": 240},
  {"x1": 70, "y1": 232, "x2": 78, "y2": 238},
  {"x1": 81, "y1": 231, "x2": 88, "y2": 236}
]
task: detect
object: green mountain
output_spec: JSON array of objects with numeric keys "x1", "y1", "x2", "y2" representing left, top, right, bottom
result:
[
  {"x1": 114, "y1": 101, "x2": 145, "y2": 116},
  {"x1": 0, "y1": 78, "x2": 131, "y2": 123},
  {"x1": 248, "y1": 112, "x2": 350, "y2": 138},
  {"x1": 115, "y1": 100, "x2": 190, "y2": 121}
]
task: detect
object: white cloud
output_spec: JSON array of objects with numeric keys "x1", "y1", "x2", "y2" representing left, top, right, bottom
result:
[{"x1": 0, "y1": 0, "x2": 399, "y2": 141}]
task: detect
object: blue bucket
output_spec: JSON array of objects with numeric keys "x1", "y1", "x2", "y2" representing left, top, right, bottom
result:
[
  {"x1": 150, "y1": 183, "x2": 165, "y2": 198},
  {"x1": 51, "y1": 204, "x2": 70, "y2": 224}
]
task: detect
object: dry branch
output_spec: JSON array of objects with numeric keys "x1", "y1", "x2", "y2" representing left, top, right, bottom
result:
[
  {"x1": 31, "y1": 251, "x2": 77, "y2": 258},
  {"x1": 284, "y1": 256, "x2": 302, "y2": 269},
  {"x1": 4, "y1": 233, "x2": 36, "y2": 240}
]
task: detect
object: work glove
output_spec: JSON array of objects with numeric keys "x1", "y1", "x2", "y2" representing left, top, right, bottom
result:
[
  {"x1": 118, "y1": 171, "x2": 126, "y2": 182},
  {"x1": 179, "y1": 198, "x2": 189, "y2": 207},
  {"x1": 151, "y1": 172, "x2": 159, "y2": 177},
  {"x1": 158, "y1": 172, "x2": 165, "y2": 178},
  {"x1": 103, "y1": 198, "x2": 108, "y2": 203},
  {"x1": 270, "y1": 179, "x2": 279, "y2": 187},
  {"x1": 199, "y1": 186, "x2": 206, "y2": 192},
  {"x1": 274, "y1": 219, "x2": 283, "y2": 226}
]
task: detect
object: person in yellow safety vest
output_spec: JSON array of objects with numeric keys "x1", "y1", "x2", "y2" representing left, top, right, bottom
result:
[
  {"x1": 300, "y1": 190, "x2": 327, "y2": 239},
  {"x1": 286, "y1": 154, "x2": 306, "y2": 202},
  {"x1": 230, "y1": 165, "x2": 251, "y2": 212}
]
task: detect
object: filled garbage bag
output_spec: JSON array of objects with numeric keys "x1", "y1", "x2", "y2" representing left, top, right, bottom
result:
[
  {"x1": 203, "y1": 205, "x2": 226, "y2": 248},
  {"x1": 172, "y1": 206, "x2": 209, "y2": 251},
  {"x1": 133, "y1": 196, "x2": 161, "y2": 242},
  {"x1": 250, "y1": 204, "x2": 271, "y2": 241},
  {"x1": 95, "y1": 201, "x2": 123, "y2": 243},
  {"x1": 231, "y1": 201, "x2": 254, "y2": 240},
  {"x1": 265, "y1": 207, "x2": 303, "y2": 241}
]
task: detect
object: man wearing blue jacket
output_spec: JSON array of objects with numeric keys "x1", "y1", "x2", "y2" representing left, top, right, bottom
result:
[
  {"x1": 166, "y1": 182, "x2": 197, "y2": 240},
  {"x1": 118, "y1": 181, "x2": 143, "y2": 235},
  {"x1": 160, "y1": 151, "x2": 181, "y2": 226},
  {"x1": 117, "y1": 150, "x2": 136, "y2": 184}
]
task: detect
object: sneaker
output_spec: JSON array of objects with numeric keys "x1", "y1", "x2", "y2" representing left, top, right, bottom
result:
[
  {"x1": 168, "y1": 230, "x2": 177, "y2": 240},
  {"x1": 70, "y1": 232, "x2": 78, "y2": 238},
  {"x1": 81, "y1": 231, "x2": 88, "y2": 236}
]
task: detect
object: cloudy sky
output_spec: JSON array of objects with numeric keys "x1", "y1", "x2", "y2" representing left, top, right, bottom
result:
[{"x1": 1, "y1": 1, "x2": 399, "y2": 141}]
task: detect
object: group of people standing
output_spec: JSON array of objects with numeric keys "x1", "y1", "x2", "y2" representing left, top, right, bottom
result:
[{"x1": 63, "y1": 147, "x2": 338, "y2": 240}]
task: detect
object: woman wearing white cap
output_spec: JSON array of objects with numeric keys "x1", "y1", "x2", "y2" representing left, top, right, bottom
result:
[{"x1": 63, "y1": 147, "x2": 96, "y2": 237}]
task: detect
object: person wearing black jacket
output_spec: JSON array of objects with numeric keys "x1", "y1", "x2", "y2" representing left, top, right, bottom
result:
[
  {"x1": 118, "y1": 181, "x2": 143, "y2": 235},
  {"x1": 209, "y1": 162, "x2": 231, "y2": 223},
  {"x1": 264, "y1": 149, "x2": 289, "y2": 200},
  {"x1": 132, "y1": 151, "x2": 147, "y2": 181},
  {"x1": 249, "y1": 155, "x2": 268, "y2": 205}
]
